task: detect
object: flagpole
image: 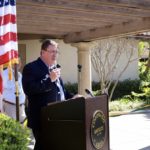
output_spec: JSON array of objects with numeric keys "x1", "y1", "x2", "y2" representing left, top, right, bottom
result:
[
  {"x1": 14, "y1": 63, "x2": 20, "y2": 121},
  {"x1": 0, "y1": 72, "x2": 3, "y2": 112}
]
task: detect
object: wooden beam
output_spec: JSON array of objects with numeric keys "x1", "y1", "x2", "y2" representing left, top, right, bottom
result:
[
  {"x1": 17, "y1": 24, "x2": 68, "y2": 35},
  {"x1": 18, "y1": 33, "x2": 62, "y2": 40},
  {"x1": 17, "y1": 0, "x2": 150, "y2": 18},
  {"x1": 81, "y1": 0, "x2": 150, "y2": 9},
  {"x1": 17, "y1": 13, "x2": 114, "y2": 27},
  {"x1": 17, "y1": 0, "x2": 150, "y2": 10},
  {"x1": 17, "y1": 4, "x2": 135, "y2": 21},
  {"x1": 17, "y1": 21, "x2": 93, "y2": 34},
  {"x1": 64, "y1": 17, "x2": 150, "y2": 43}
]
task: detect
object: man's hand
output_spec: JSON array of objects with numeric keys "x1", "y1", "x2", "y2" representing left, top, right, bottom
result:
[
  {"x1": 72, "y1": 94, "x2": 84, "y2": 99},
  {"x1": 49, "y1": 68, "x2": 61, "y2": 82}
]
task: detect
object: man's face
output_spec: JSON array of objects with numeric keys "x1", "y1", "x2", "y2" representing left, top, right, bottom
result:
[{"x1": 43, "y1": 45, "x2": 59, "y2": 65}]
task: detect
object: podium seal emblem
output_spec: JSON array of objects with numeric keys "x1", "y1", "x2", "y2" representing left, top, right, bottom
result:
[{"x1": 91, "y1": 110, "x2": 106, "y2": 149}]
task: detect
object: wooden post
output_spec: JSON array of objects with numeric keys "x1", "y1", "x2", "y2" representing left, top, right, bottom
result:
[{"x1": 14, "y1": 63, "x2": 20, "y2": 121}]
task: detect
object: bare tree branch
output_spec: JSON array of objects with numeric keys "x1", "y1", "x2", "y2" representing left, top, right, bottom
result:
[{"x1": 91, "y1": 38, "x2": 140, "y2": 101}]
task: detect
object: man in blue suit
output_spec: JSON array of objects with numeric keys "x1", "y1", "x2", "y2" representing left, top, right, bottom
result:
[{"x1": 22, "y1": 39, "x2": 73, "y2": 150}]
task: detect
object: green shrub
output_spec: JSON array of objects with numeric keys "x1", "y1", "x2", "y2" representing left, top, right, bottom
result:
[
  {"x1": 64, "y1": 79, "x2": 141, "y2": 100},
  {"x1": 64, "y1": 82, "x2": 78, "y2": 94},
  {"x1": 92, "y1": 79, "x2": 141, "y2": 100},
  {"x1": 0, "y1": 113, "x2": 30, "y2": 150},
  {"x1": 64, "y1": 81, "x2": 101, "y2": 94},
  {"x1": 92, "y1": 81, "x2": 101, "y2": 91},
  {"x1": 110, "y1": 79, "x2": 141, "y2": 100},
  {"x1": 109, "y1": 98, "x2": 144, "y2": 112}
]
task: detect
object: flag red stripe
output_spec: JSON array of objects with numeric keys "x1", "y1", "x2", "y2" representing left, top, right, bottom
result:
[
  {"x1": 0, "y1": 32, "x2": 17, "y2": 45},
  {"x1": 0, "y1": 50, "x2": 18, "y2": 65},
  {"x1": 0, "y1": 14, "x2": 16, "y2": 25}
]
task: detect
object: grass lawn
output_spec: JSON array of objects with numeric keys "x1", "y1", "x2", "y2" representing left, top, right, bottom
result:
[
  {"x1": 133, "y1": 104, "x2": 150, "y2": 111},
  {"x1": 109, "y1": 102, "x2": 150, "y2": 117}
]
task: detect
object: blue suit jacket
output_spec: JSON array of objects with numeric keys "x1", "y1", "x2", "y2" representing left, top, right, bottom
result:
[{"x1": 22, "y1": 58, "x2": 72, "y2": 129}]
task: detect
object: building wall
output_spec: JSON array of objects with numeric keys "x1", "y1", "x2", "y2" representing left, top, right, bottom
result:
[{"x1": 19, "y1": 39, "x2": 139, "y2": 83}]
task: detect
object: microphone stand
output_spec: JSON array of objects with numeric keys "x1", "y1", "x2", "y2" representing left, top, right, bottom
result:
[{"x1": 77, "y1": 64, "x2": 82, "y2": 94}]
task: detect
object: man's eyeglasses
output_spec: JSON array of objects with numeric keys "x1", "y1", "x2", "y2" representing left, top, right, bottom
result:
[{"x1": 46, "y1": 50, "x2": 60, "y2": 54}]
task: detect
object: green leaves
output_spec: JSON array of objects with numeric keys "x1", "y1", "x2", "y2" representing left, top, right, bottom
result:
[
  {"x1": 138, "y1": 41, "x2": 145, "y2": 57},
  {"x1": 0, "y1": 114, "x2": 30, "y2": 150}
]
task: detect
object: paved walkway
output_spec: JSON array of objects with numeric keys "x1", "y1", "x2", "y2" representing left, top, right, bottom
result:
[
  {"x1": 28, "y1": 110, "x2": 150, "y2": 150},
  {"x1": 110, "y1": 111, "x2": 150, "y2": 150},
  {"x1": 27, "y1": 130, "x2": 35, "y2": 150}
]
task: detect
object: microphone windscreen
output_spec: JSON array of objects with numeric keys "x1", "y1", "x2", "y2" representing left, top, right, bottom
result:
[
  {"x1": 49, "y1": 64, "x2": 61, "y2": 72},
  {"x1": 85, "y1": 89, "x2": 94, "y2": 97},
  {"x1": 56, "y1": 64, "x2": 61, "y2": 68},
  {"x1": 85, "y1": 89, "x2": 90, "y2": 94}
]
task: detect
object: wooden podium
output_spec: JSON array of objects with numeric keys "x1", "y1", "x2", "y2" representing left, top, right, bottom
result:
[{"x1": 41, "y1": 95, "x2": 110, "y2": 150}]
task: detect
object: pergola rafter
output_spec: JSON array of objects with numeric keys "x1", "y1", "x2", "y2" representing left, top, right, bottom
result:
[{"x1": 17, "y1": 0, "x2": 150, "y2": 43}]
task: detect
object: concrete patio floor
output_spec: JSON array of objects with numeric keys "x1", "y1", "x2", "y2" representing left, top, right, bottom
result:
[{"x1": 110, "y1": 111, "x2": 150, "y2": 150}]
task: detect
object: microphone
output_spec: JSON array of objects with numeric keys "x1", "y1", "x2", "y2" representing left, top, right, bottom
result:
[
  {"x1": 49, "y1": 64, "x2": 61, "y2": 72},
  {"x1": 85, "y1": 89, "x2": 94, "y2": 97},
  {"x1": 49, "y1": 64, "x2": 61, "y2": 84},
  {"x1": 56, "y1": 64, "x2": 61, "y2": 69}
]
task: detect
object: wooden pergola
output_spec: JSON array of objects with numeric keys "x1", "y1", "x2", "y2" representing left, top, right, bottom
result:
[
  {"x1": 17, "y1": 0, "x2": 150, "y2": 43},
  {"x1": 16, "y1": 0, "x2": 150, "y2": 96}
]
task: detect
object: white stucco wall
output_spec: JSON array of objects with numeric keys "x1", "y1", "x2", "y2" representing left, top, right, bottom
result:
[
  {"x1": 19, "y1": 39, "x2": 139, "y2": 83},
  {"x1": 19, "y1": 40, "x2": 41, "y2": 63}
]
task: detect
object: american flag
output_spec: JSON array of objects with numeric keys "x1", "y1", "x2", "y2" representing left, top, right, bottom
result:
[{"x1": 0, "y1": 0, "x2": 18, "y2": 94}]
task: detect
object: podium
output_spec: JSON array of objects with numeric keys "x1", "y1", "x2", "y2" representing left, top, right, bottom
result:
[{"x1": 41, "y1": 95, "x2": 110, "y2": 150}]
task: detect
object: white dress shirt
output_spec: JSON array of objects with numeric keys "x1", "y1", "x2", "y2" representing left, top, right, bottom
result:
[
  {"x1": 49, "y1": 65, "x2": 65, "y2": 101},
  {"x1": 2, "y1": 69, "x2": 25, "y2": 104},
  {"x1": 56, "y1": 79, "x2": 65, "y2": 101}
]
